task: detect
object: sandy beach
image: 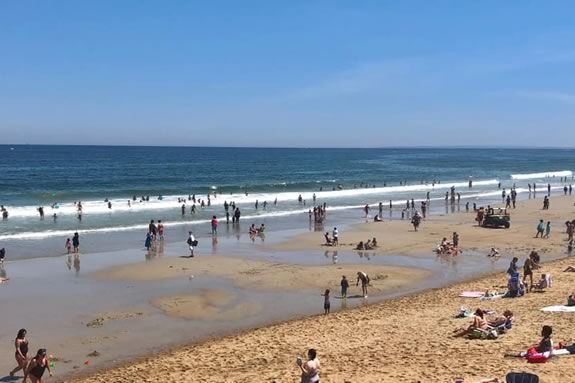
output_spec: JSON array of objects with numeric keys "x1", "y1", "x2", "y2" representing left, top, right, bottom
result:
[{"x1": 59, "y1": 195, "x2": 575, "y2": 382}]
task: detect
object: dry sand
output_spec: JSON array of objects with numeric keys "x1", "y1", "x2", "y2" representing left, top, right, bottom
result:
[{"x1": 66, "y1": 195, "x2": 575, "y2": 382}]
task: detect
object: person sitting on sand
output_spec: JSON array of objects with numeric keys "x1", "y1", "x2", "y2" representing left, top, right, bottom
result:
[
  {"x1": 373, "y1": 214, "x2": 382, "y2": 222},
  {"x1": 323, "y1": 232, "x2": 332, "y2": 246},
  {"x1": 487, "y1": 247, "x2": 499, "y2": 257},
  {"x1": 356, "y1": 271, "x2": 369, "y2": 298},
  {"x1": 567, "y1": 293, "x2": 575, "y2": 307},
  {"x1": 364, "y1": 239, "x2": 372, "y2": 250},
  {"x1": 532, "y1": 273, "x2": 549, "y2": 290},
  {"x1": 355, "y1": 241, "x2": 364, "y2": 250},
  {"x1": 507, "y1": 325, "x2": 553, "y2": 360},
  {"x1": 371, "y1": 238, "x2": 378, "y2": 247},
  {"x1": 297, "y1": 348, "x2": 320, "y2": 383},
  {"x1": 453, "y1": 309, "x2": 490, "y2": 337},
  {"x1": 486, "y1": 310, "x2": 513, "y2": 328}
]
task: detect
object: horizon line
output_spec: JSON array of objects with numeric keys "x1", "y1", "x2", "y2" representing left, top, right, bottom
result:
[{"x1": 2, "y1": 144, "x2": 575, "y2": 150}]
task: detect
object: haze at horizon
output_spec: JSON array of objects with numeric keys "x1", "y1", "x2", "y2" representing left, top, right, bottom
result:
[{"x1": 1, "y1": 1, "x2": 575, "y2": 147}]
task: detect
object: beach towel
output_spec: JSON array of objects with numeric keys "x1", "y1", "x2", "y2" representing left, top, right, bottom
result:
[
  {"x1": 459, "y1": 291, "x2": 485, "y2": 298},
  {"x1": 480, "y1": 293, "x2": 505, "y2": 301},
  {"x1": 506, "y1": 372, "x2": 539, "y2": 383},
  {"x1": 541, "y1": 305, "x2": 575, "y2": 312}
]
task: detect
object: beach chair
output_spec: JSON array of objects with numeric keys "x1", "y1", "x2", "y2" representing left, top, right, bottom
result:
[{"x1": 505, "y1": 372, "x2": 539, "y2": 383}]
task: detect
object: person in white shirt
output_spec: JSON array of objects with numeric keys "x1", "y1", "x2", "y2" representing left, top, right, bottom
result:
[
  {"x1": 332, "y1": 227, "x2": 339, "y2": 246},
  {"x1": 186, "y1": 231, "x2": 196, "y2": 257}
]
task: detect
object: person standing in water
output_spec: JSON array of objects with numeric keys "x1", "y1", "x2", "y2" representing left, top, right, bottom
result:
[
  {"x1": 356, "y1": 271, "x2": 369, "y2": 298},
  {"x1": 187, "y1": 231, "x2": 196, "y2": 257},
  {"x1": 72, "y1": 232, "x2": 80, "y2": 253},
  {"x1": 340, "y1": 275, "x2": 349, "y2": 298},
  {"x1": 211, "y1": 216, "x2": 218, "y2": 235},
  {"x1": 144, "y1": 232, "x2": 152, "y2": 251},
  {"x1": 157, "y1": 220, "x2": 165, "y2": 240},
  {"x1": 65, "y1": 238, "x2": 72, "y2": 254},
  {"x1": 9, "y1": 329, "x2": 28, "y2": 377},
  {"x1": 322, "y1": 289, "x2": 331, "y2": 315},
  {"x1": 23, "y1": 348, "x2": 52, "y2": 383}
]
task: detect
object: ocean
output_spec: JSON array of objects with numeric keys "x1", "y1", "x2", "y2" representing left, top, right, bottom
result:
[{"x1": 1, "y1": 145, "x2": 574, "y2": 257}]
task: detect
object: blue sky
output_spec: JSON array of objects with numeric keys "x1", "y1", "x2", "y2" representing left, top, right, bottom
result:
[{"x1": 1, "y1": 1, "x2": 574, "y2": 147}]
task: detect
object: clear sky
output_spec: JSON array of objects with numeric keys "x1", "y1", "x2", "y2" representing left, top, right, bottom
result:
[{"x1": 1, "y1": 1, "x2": 574, "y2": 147}]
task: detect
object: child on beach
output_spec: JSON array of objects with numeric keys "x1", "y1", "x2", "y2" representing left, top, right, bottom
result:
[
  {"x1": 65, "y1": 239, "x2": 72, "y2": 254},
  {"x1": 322, "y1": 289, "x2": 330, "y2": 315},
  {"x1": 340, "y1": 276, "x2": 349, "y2": 298},
  {"x1": 544, "y1": 221, "x2": 551, "y2": 238},
  {"x1": 535, "y1": 220, "x2": 545, "y2": 238}
]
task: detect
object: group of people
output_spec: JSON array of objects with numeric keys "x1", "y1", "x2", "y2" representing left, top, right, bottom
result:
[
  {"x1": 9, "y1": 329, "x2": 53, "y2": 382},
  {"x1": 435, "y1": 232, "x2": 460, "y2": 256},
  {"x1": 506, "y1": 251, "x2": 549, "y2": 296},
  {"x1": 144, "y1": 220, "x2": 165, "y2": 250},
  {"x1": 323, "y1": 228, "x2": 339, "y2": 246},
  {"x1": 354, "y1": 238, "x2": 378, "y2": 250}
]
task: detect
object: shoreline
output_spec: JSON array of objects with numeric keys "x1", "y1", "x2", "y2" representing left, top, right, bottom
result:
[{"x1": 64, "y1": 254, "x2": 575, "y2": 383}]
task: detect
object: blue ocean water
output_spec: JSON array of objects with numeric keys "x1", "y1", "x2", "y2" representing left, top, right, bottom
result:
[{"x1": 0, "y1": 145, "x2": 574, "y2": 243}]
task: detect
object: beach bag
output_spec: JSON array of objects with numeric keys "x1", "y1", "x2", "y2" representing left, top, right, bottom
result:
[
  {"x1": 192, "y1": 240, "x2": 198, "y2": 247},
  {"x1": 506, "y1": 372, "x2": 539, "y2": 383}
]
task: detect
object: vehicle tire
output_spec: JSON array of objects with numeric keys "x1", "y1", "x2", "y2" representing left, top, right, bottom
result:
[{"x1": 504, "y1": 222, "x2": 510, "y2": 229}]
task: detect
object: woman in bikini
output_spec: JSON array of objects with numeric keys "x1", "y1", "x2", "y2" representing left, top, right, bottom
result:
[
  {"x1": 10, "y1": 328, "x2": 28, "y2": 377},
  {"x1": 453, "y1": 309, "x2": 489, "y2": 337},
  {"x1": 297, "y1": 348, "x2": 320, "y2": 383},
  {"x1": 23, "y1": 348, "x2": 52, "y2": 383}
]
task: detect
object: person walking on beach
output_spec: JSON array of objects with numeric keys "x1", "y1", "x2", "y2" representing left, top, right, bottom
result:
[
  {"x1": 296, "y1": 349, "x2": 320, "y2": 383},
  {"x1": 23, "y1": 348, "x2": 52, "y2": 383},
  {"x1": 356, "y1": 271, "x2": 369, "y2": 298},
  {"x1": 411, "y1": 212, "x2": 421, "y2": 231},
  {"x1": 322, "y1": 289, "x2": 331, "y2": 315},
  {"x1": 72, "y1": 232, "x2": 80, "y2": 253},
  {"x1": 544, "y1": 221, "x2": 551, "y2": 239},
  {"x1": 536, "y1": 220, "x2": 545, "y2": 238},
  {"x1": 340, "y1": 275, "x2": 349, "y2": 298},
  {"x1": 332, "y1": 227, "x2": 339, "y2": 246},
  {"x1": 9, "y1": 329, "x2": 28, "y2": 377},
  {"x1": 186, "y1": 231, "x2": 196, "y2": 257},
  {"x1": 211, "y1": 216, "x2": 218, "y2": 235}
]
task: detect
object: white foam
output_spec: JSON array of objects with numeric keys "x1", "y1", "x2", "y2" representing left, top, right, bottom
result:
[
  {"x1": 511, "y1": 170, "x2": 572, "y2": 180},
  {"x1": 0, "y1": 188, "x2": 511, "y2": 241},
  {"x1": 1, "y1": 179, "x2": 500, "y2": 219}
]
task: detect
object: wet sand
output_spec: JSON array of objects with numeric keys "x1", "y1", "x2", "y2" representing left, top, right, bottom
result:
[
  {"x1": 91, "y1": 255, "x2": 429, "y2": 294},
  {"x1": 63, "y1": 194, "x2": 575, "y2": 382},
  {"x1": 275, "y1": 193, "x2": 571, "y2": 259},
  {"x1": 67, "y1": 256, "x2": 575, "y2": 383}
]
